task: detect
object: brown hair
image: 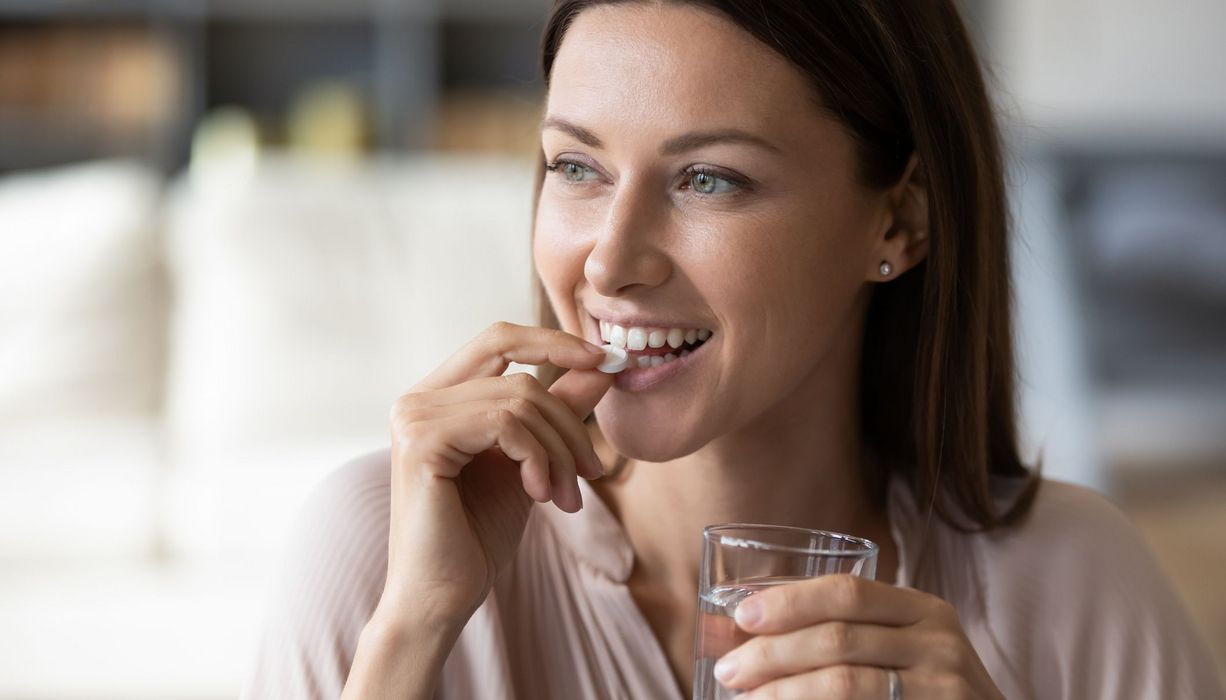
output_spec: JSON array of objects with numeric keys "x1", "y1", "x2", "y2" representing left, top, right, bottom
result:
[{"x1": 531, "y1": 0, "x2": 1040, "y2": 532}]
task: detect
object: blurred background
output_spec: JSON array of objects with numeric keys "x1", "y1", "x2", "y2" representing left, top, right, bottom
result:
[{"x1": 0, "y1": 0, "x2": 1223, "y2": 697}]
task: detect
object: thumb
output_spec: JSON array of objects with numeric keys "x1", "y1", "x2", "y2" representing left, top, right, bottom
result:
[{"x1": 547, "y1": 367, "x2": 615, "y2": 420}]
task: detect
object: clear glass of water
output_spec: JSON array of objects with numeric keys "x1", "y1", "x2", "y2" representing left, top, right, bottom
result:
[{"x1": 692, "y1": 524, "x2": 879, "y2": 700}]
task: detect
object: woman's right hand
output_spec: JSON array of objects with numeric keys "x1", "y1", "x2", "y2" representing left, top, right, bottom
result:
[{"x1": 376, "y1": 321, "x2": 615, "y2": 627}]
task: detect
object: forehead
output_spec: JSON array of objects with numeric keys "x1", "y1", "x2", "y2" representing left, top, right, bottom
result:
[{"x1": 545, "y1": 3, "x2": 825, "y2": 143}]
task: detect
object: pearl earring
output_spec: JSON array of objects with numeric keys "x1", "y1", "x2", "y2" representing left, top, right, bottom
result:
[{"x1": 879, "y1": 261, "x2": 893, "y2": 277}]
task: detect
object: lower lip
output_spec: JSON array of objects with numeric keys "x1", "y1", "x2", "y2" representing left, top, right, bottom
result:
[{"x1": 612, "y1": 337, "x2": 713, "y2": 392}]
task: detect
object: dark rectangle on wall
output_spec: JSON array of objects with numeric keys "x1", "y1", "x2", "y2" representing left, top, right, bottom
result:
[
  {"x1": 441, "y1": 18, "x2": 542, "y2": 90},
  {"x1": 204, "y1": 20, "x2": 374, "y2": 127}
]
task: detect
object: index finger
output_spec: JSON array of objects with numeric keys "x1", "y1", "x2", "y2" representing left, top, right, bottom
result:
[
  {"x1": 412, "y1": 321, "x2": 608, "y2": 392},
  {"x1": 733, "y1": 575, "x2": 936, "y2": 634}
]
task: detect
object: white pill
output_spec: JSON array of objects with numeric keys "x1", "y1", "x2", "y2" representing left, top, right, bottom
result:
[{"x1": 596, "y1": 344, "x2": 630, "y2": 373}]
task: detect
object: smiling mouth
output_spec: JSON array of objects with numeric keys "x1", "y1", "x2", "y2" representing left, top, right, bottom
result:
[{"x1": 589, "y1": 315, "x2": 714, "y2": 369}]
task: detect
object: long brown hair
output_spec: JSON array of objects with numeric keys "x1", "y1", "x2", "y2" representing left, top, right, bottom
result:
[{"x1": 531, "y1": 0, "x2": 1040, "y2": 532}]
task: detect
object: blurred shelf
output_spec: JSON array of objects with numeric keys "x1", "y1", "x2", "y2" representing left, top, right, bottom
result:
[
  {"x1": 0, "y1": 0, "x2": 548, "y2": 21},
  {"x1": 0, "y1": 0, "x2": 175, "y2": 20},
  {"x1": 0, "y1": 116, "x2": 164, "y2": 174},
  {"x1": 1007, "y1": 122, "x2": 1226, "y2": 163},
  {"x1": 435, "y1": 0, "x2": 550, "y2": 21},
  {"x1": 192, "y1": 0, "x2": 435, "y2": 22},
  {"x1": 0, "y1": 0, "x2": 548, "y2": 172}
]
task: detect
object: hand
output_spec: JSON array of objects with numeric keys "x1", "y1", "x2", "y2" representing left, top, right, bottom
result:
[
  {"x1": 377, "y1": 321, "x2": 615, "y2": 626},
  {"x1": 711, "y1": 574, "x2": 1005, "y2": 699}
]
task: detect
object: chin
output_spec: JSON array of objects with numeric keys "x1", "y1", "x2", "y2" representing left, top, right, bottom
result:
[{"x1": 594, "y1": 404, "x2": 707, "y2": 463}]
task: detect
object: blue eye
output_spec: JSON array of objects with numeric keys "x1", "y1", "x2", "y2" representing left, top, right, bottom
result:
[
  {"x1": 544, "y1": 159, "x2": 599, "y2": 182},
  {"x1": 544, "y1": 158, "x2": 748, "y2": 196},
  {"x1": 684, "y1": 167, "x2": 740, "y2": 195}
]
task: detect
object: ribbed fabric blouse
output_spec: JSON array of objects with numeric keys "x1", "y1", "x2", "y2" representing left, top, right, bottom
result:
[{"x1": 241, "y1": 447, "x2": 1224, "y2": 699}]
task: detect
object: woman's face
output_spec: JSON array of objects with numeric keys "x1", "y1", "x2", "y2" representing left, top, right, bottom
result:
[{"x1": 535, "y1": 3, "x2": 894, "y2": 462}]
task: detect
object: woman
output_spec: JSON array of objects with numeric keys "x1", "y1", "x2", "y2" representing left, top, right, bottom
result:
[{"x1": 243, "y1": 1, "x2": 1224, "y2": 698}]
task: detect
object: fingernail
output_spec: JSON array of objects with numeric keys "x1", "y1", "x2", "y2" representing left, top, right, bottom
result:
[
  {"x1": 584, "y1": 341, "x2": 607, "y2": 355},
  {"x1": 713, "y1": 655, "x2": 737, "y2": 683},
  {"x1": 735, "y1": 599, "x2": 762, "y2": 628}
]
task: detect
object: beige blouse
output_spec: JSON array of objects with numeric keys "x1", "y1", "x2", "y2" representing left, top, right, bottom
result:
[{"x1": 241, "y1": 447, "x2": 1225, "y2": 699}]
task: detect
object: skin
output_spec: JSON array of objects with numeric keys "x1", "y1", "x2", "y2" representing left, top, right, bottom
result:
[{"x1": 533, "y1": 4, "x2": 1003, "y2": 698}]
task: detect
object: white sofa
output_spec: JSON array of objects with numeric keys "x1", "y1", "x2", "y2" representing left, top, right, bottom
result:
[{"x1": 0, "y1": 153, "x2": 540, "y2": 698}]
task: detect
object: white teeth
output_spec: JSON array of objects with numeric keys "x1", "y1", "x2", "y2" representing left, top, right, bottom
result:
[
  {"x1": 664, "y1": 353, "x2": 677, "y2": 362},
  {"x1": 609, "y1": 324, "x2": 627, "y2": 347},
  {"x1": 601, "y1": 321, "x2": 713, "y2": 350},
  {"x1": 627, "y1": 327, "x2": 648, "y2": 351},
  {"x1": 636, "y1": 355, "x2": 652, "y2": 368},
  {"x1": 679, "y1": 348, "x2": 690, "y2": 357},
  {"x1": 650, "y1": 356, "x2": 664, "y2": 367}
]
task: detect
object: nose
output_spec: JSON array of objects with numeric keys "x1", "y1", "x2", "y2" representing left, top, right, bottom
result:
[{"x1": 583, "y1": 176, "x2": 672, "y2": 296}]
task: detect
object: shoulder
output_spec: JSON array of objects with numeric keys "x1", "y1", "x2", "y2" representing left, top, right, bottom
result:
[
  {"x1": 972, "y1": 477, "x2": 1166, "y2": 612},
  {"x1": 982, "y1": 477, "x2": 1138, "y2": 556},
  {"x1": 907, "y1": 477, "x2": 1156, "y2": 615},
  {"x1": 297, "y1": 446, "x2": 392, "y2": 536},
  {"x1": 958, "y1": 478, "x2": 1224, "y2": 698},
  {"x1": 283, "y1": 446, "x2": 392, "y2": 583},
  {"x1": 973, "y1": 478, "x2": 1187, "y2": 601},
  {"x1": 241, "y1": 447, "x2": 393, "y2": 700},
  {"x1": 895, "y1": 476, "x2": 1144, "y2": 583}
]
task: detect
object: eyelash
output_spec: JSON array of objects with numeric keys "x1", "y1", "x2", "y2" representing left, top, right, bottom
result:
[{"x1": 543, "y1": 158, "x2": 750, "y2": 196}]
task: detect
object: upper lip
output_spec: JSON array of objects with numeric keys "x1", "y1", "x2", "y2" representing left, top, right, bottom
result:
[{"x1": 586, "y1": 309, "x2": 714, "y2": 331}]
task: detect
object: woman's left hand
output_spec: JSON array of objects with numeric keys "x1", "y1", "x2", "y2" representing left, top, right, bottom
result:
[{"x1": 711, "y1": 574, "x2": 1005, "y2": 699}]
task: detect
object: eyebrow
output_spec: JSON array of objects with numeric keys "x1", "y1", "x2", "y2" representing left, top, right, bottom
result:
[{"x1": 540, "y1": 116, "x2": 782, "y2": 156}]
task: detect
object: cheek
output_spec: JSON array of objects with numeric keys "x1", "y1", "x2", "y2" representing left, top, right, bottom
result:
[
  {"x1": 723, "y1": 217, "x2": 850, "y2": 310},
  {"x1": 533, "y1": 207, "x2": 591, "y2": 330},
  {"x1": 533, "y1": 192, "x2": 594, "y2": 267},
  {"x1": 720, "y1": 212, "x2": 869, "y2": 366}
]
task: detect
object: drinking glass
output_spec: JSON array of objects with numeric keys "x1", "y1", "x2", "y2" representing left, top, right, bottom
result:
[{"x1": 691, "y1": 524, "x2": 879, "y2": 700}]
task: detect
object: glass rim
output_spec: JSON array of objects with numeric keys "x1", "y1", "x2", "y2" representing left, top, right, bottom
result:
[{"x1": 702, "y1": 522, "x2": 879, "y2": 557}]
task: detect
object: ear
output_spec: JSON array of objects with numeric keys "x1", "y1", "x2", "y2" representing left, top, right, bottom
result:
[{"x1": 868, "y1": 152, "x2": 929, "y2": 281}]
